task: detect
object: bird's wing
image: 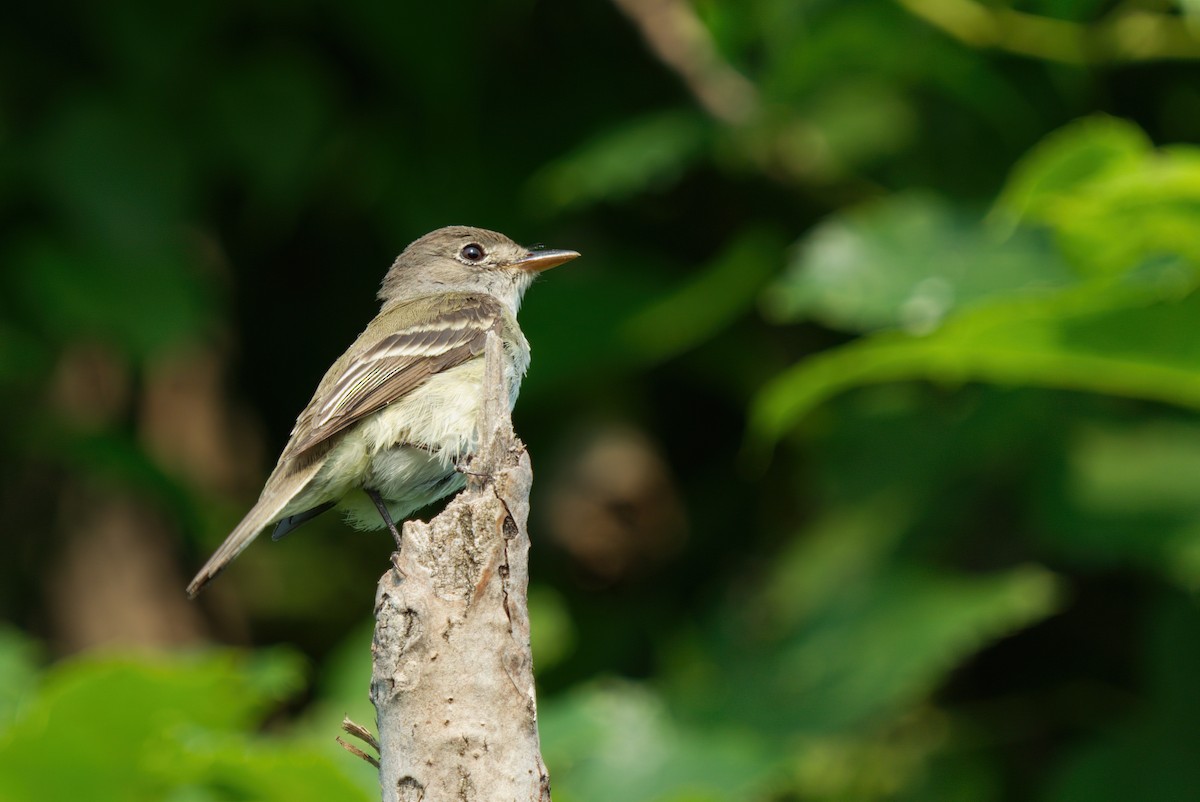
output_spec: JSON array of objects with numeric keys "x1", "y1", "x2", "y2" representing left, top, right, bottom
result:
[{"x1": 284, "y1": 293, "x2": 503, "y2": 458}]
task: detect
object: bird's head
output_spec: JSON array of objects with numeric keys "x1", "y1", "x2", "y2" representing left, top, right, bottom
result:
[{"x1": 379, "y1": 226, "x2": 579, "y2": 312}]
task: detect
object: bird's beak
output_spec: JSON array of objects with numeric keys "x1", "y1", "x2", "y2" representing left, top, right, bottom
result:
[{"x1": 512, "y1": 248, "x2": 580, "y2": 273}]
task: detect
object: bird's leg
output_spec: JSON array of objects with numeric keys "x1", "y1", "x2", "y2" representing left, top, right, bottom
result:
[{"x1": 366, "y1": 489, "x2": 403, "y2": 550}]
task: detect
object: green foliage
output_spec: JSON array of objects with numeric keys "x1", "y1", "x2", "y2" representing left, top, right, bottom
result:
[
  {"x1": 0, "y1": 646, "x2": 370, "y2": 802},
  {"x1": 764, "y1": 193, "x2": 1074, "y2": 333},
  {"x1": 1046, "y1": 593, "x2": 1200, "y2": 802},
  {"x1": 621, "y1": 228, "x2": 787, "y2": 365},
  {"x1": 1042, "y1": 420, "x2": 1200, "y2": 590},
  {"x1": 995, "y1": 116, "x2": 1200, "y2": 276},
  {"x1": 529, "y1": 111, "x2": 712, "y2": 214},
  {"x1": 542, "y1": 681, "x2": 775, "y2": 802},
  {"x1": 0, "y1": 629, "x2": 40, "y2": 726},
  {"x1": 752, "y1": 118, "x2": 1200, "y2": 446},
  {"x1": 667, "y1": 499, "x2": 1061, "y2": 734},
  {"x1": 6, "y1": 1, "x2": 1200, "y2": 800}
]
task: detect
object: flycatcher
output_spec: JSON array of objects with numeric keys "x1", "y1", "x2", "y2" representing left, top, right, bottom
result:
[{"x1": 186, "y1": 226, "x2": 578, "y2": 597}]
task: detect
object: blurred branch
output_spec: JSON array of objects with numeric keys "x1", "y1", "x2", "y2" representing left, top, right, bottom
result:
[
  {"x1": 897, "y1": 0, "x2": 1200, "y2": 64},
  {"x1": 608, "y1": 0, "x2": 883, "y2": 195},
  {"x1": 610, "y1": 0, "x2": 759, "y2": 124},
  {"x1": 369, "y1": 332, "x2": 549, "y2": 801}
]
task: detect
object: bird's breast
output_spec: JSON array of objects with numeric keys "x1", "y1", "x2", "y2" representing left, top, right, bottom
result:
[
  {"x1": 298, "y1": 341, "x2": 528, "y2": 527},
  {"x1": 361, "y1": 346, "x2": 526, "y2": 464}
]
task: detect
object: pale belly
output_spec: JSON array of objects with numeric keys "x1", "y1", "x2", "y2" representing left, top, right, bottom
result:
[{"x1": 284, "y1": 355, "x2": 521, "y2": 529}]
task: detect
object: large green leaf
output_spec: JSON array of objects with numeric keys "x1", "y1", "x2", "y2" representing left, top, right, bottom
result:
[
  {"x1": 752, "y1": 281, "x2": 1200, "y2": 445},
  {"x1": 996, "y1": 116, "x2": 1200, "y2": 276},
  {"x1": 765, "y1": 193, "x2": 1074, "y2": 333},
  {"x1": 992, "y1": 115, "x2": 1152, "y2": 231},
  {"x1": 755, "y1": 119, "x2": 1200, "y2": 445}
]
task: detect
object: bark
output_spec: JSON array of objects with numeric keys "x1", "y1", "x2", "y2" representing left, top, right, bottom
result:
[{"x1": 370, "y1": 332, "x2": 551, "y2": 802}]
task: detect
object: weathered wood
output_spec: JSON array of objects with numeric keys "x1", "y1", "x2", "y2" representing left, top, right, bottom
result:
[{"x1": 370, "y1": 332, "x2": 550, "y2": 802}]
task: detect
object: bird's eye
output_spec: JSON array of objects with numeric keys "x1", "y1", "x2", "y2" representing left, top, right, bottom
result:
[{"x1": 460, "y1": 243, "x2": 485, "y2": 262}]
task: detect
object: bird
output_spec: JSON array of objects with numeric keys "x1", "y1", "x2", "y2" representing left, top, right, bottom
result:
[{"x1": 186, "y1": 226, "x2": 578, "y2": 597}]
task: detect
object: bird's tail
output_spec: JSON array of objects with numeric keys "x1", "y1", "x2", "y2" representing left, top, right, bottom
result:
[{"x1": 186, "y1": 496, "x2": 289, "y2": 598}]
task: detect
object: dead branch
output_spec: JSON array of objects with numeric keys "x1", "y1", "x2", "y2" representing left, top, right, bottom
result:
[{"x1": 369, "y1": 332, "x2": 550, "y2": 802}]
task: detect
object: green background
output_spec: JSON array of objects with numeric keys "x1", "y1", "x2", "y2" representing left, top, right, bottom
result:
[{"x1": 5, "y1": 0, "x2": 1200, "y2": 799}]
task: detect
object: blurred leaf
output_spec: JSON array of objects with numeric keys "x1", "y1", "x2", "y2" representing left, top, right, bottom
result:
[
  {"x1": 993, "y1": 116, "x2": 1151, "y2": 231},
  {"x1": 0, "y1": 322, "x2": 48, "y2": 386},
  {"x1": 10, "y1": 236, "x2": 216, "y2": 358},
  {"x1": 622, "y1": 227, "x2": 785, "y2": 363},
  {"x1": 290, "y1": 623, "x2": 379, "y2": 796},
  {"x1": 0, "y1": 628, "x2": 39, "y2": 727},
  {"x1": 176, "y1": 737, "x2": 371, "y2": 802},
  {"x1": 529, "y1": 584, "x2": 577, "y2": 671},
  {"x1": 744, "y1": 0, "x2": 1038, "y2": 153},
  {"x1": 751, "y1": 283, "x2": 1200, "y2": 446},
  {"x1": 786, "y1": 708, "x2": 974, "y2": 802},
  {"x1": 801, "y1": 384, "x2": 1050, "y2": 508},
  {"x1": 527, "y1": 110, "x2": 710, "y2": 213},
  {"x1": 206, "y1": 49, "x2": 335, "y2": 209},
  {"x1": 1025, "y1": 421, "x2": 1200, "y2": 590},
  {"x1": 996, "y1": 116, "x2": 1200, "y2": 276},
  {"x1": 524, "y1": 228, "x2": 784, "y2": 399},
  {"x1": 795, "y1": 79, "x2": 918, "y2": 177},
  {"x1": 35, "y1": 99, "x2": 191, "y2": 244},
  {"x1": 764, "y1": 193, "x2": 1074, "y2": 333},
  {"x1": 716, "y1": 78, "x2": 919, "y2": 184},
  {"x1": 688, "y1": 496, "x2": 1061, "y2": 734},
  {"x1": 755, "y1": 495, "x2": 913, "y2": 632},
  {"x1": 758, "y1": 565, "x2": 1058, "y2": 731},
  {"x1": 517, "y1": 250, "x2": 671, "y2": 395},
  {"x1": 541, "y1": 681, "x2": 776, "y2": 802},
  {"x1": 1046, "y1": 593, "x2": 1200, "y2": 802},
  {"x1": 0, "y1": 649, "x2": 312, "y2": 802},
  {"x1": 1068, "y1": 421, "x2": 1200, "y2": 516},
  {"x1": 755, "y1": 119, "x2": 1200, "y2": 444}
]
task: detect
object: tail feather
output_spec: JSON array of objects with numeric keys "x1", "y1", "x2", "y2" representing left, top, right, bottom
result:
[
  {"x1": 187, "y1": 497, "x2": 288, "y2": 598},
  {"x1": 188, "y1": 449, "x2": 329, "y2": 598},
  {"x1": 271, "y1": 500, "x2": 337, "y2": 541}
]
